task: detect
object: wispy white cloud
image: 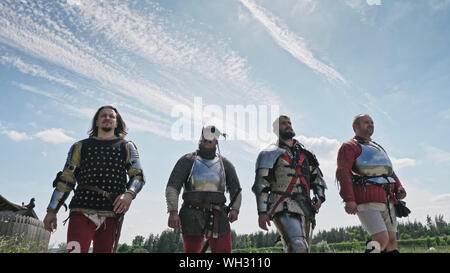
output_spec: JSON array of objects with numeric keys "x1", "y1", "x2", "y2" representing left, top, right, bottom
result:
[
  {"x1": 13, "y1": 82, "x2": 60, "y2": 101},
  {"x1": 0, "y1": 122, "x2": 74, "y2": 144},
  {"x1": 0, "y1": 121, "x2": 32, "y2": 142},
  {"x1": 345, "y1": 0, "x2": 415, "y2": 27},
  {"x1": 431, "y1": 193, "x2": 450, "y2": 203},
  {"x1": 64, "y1": 0, "x2": 280, "y2": 106},
  {"x1": 292, "y1": 0, "x2": 317, "y2": 15},
  {"x1": 366, "y1": 0, "x2": 382, "y2": 6},
  {"x1": 239, "y1": 0, "x2": 346, "y2": 84},
  {"x1": 428, "y1": 0, "x2": 450, "y2": 11},
  {"x1": 400, "y1": 182, "x2": 450, "y2": 222},
  {"x1": 345, "y1": 0, "x2": 382, "y2": 9},
  {"x1": 391, "y1": 156, "x2": 417, "y2": 169},
  {"x1": 438, "y1": 108, "x2": 450, "y2": 120},
  {"x1": 1, "y1": 129, "x2": 33, "y2": 142},
  {"x1": 296, "y1": 135, "x2": 341, "y2": 181},
  {"x1": 0, "y1": 53, "x2": 77, "y2": 89},
  {"x1": 0, "y1": 0, "x2": 282, "y2": 147},
  {"x1": 424, "y1": 146, "x2": 450, "y2": 165},
  {"x1": 14, "y1": 82, "x2": 172, "y2": 137},
  {"x1": 34, "y1": 128, "x2": 75, "y2": 144},
  {"x1": 0, "y1": 0, "x2": 195, "y2": 115}
]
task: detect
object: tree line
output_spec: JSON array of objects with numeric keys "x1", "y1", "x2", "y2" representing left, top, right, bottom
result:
[
  {"x1": 116, "y1": 229, "x2": 280, "y2": 253},
  {"x1": 117, "y1": 214, "x2": 449, "y2": 253}
]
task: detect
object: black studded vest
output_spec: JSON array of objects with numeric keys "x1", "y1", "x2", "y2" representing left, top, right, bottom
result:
[{"x1": 69, "y1": 138, "x2": 128, "y2": 212}]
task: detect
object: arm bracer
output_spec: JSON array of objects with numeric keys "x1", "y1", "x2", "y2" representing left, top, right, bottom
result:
[
  {"x1": 311, "y1": 167, "x2": 327, "y2": 202},
  {"x1": 125, "y1": 141, "x2": 145, "y2": 199},
  {"x1": 47, "y1": 187, "x2": 70, "y2": 214},
  {"x1": 47, "y1": 142, "x2": 81, "y2": 213}
]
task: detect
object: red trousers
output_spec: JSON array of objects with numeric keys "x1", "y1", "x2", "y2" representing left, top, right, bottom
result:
[
  {"x1": 66, "y1": 212, "x2": 118, "y2": 253},
  {"x1": 183, "y1": 232, "x2": 232, "y2": 253}
]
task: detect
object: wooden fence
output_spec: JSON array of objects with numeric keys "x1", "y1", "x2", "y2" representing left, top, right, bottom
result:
[{"x1": 0, "y1": 211, "x2": 50, "y2": 251}]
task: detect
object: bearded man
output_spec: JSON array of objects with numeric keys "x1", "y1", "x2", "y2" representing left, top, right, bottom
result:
[
  {"x1": 252, "y1": 115, "x2": 327, "y2": 253},
  {"x1": 43, "y1": 105, "x2": 145, "y2": 253},
  {"x1": 165, "y1": 125, "x2": 242, "y2": 253}
]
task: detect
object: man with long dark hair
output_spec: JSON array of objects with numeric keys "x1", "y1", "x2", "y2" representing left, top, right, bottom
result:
[
  {"x1": 252, "y1": 115, "x2": 327, "y2": 252},
  {"x1": 43, "y1": 105, "x2": 145, "y2": 253}
]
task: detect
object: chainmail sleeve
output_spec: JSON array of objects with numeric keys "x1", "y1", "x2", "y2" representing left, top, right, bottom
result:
[
  {"x1": 165, "y1": 153, "x2": 195, "y2": 213},
  {"x1": 222, "y1": 157, "x2": 242, "y2": 211}
]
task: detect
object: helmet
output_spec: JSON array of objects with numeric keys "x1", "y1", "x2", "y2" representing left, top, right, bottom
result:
[{"x1": 201, "y1": 125, "x2": 226, "y2": 141}]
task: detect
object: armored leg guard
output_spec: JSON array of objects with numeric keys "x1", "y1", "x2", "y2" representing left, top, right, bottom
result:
[{"x1": 273, "y1": 212, "x2": 309, "y2": 253}]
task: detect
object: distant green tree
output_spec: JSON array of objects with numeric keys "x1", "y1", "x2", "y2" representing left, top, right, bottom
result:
[
  {"x1": 155, "y1": 229, "x2": 183, "y2": 253},
  {"x1": 435, "y1": 215, "x2": 447, "y2": 235},
  {"x1": 144, "y1": 234, "x2": 158, "y2": 253},
  {"x1": 117, "y1": 243, "x2": 130, "y2": 253},
  {"x1": 132, "y1": 235, "x2": 145, "y2": 247},
  {"x1": 400, "y1": 233, "x2": 411, "y2": 240}
]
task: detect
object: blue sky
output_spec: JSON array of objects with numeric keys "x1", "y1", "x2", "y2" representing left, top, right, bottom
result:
[{"x1": 1, "y1": 0, "x2": 449, "y2": 247}]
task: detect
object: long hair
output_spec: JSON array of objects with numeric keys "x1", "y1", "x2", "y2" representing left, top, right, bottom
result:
[{"x1": 88, "y1": 105, "x2": 127, "y2": 138}]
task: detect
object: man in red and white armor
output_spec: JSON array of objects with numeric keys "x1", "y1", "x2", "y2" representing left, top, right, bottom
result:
[
  {"x1": 252, "y1": 115, "x2": 326, "y2": 253},
  {"x1": 336, "y1": 114, "x2": 407, "y2": 253}
]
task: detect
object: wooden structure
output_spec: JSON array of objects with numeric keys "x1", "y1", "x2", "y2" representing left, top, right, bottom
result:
[{"x1": 0, "y1": 195, "x2": 50, "y2": 251}]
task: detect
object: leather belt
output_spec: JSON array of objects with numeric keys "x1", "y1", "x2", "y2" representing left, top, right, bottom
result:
[{"x1": 77, "y1": 184, "x2": 118, "y2": 201}]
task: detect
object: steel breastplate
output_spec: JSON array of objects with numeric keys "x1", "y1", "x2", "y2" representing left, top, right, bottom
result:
[
  {"x1": 189, "y1": 155, "x2": 226, "y2": 192},
  {"x1": 353, "y1": 140, "x2": 394, "y2": 183}
]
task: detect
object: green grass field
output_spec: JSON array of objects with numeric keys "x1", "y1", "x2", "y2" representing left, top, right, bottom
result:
[
  {"x1": 2, "y1": 234, "x2": 449, "y2": 253},
  {"x1": 232, "y1": 245, "x2": 450, "y2": 253},
  {"x1": 232, "y1": 236, "x2": 450, "y2": 253}
]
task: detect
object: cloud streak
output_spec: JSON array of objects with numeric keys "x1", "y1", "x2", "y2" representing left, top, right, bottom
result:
[
  {"x1": 34, "y1": 128, "x2": 75, "y2": 144},
  {"x1": 0, "y1": 53, "x2": 77, "y2": 89},
  {"x1": 0, "y1": 125, "x2": 74, "y2": 144},
  {"x1": 239, "y1": 0, "x2": 346, "y2": 84},
  {"x1": 1, "y1": 129, "x2": 33, "y2": 142},
  {"x1": 424, "y1": 146, "x2": 450, "y2": 165},
  {"x1": 391, "y1": 156, "x2": 417, "y2": 169},
  {"x1": 0, "y1": 0, "x2": 282, "y2": 147}
]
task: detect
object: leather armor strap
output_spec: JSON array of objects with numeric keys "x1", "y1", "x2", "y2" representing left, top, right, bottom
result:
[{"x1": 270, "y1": 153, "x2": 308, "y2": 216}]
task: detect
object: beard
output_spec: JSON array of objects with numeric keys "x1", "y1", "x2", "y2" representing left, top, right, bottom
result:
[
  {"x1": 101, "y1": 127, "x2": 113, "y2": 132},
  {"x1": 198, "y1": 143, "x2": 216, "y2": 159},
  {"x1": 279, "y1": 129, "x2": 295, "y2": 140}
]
